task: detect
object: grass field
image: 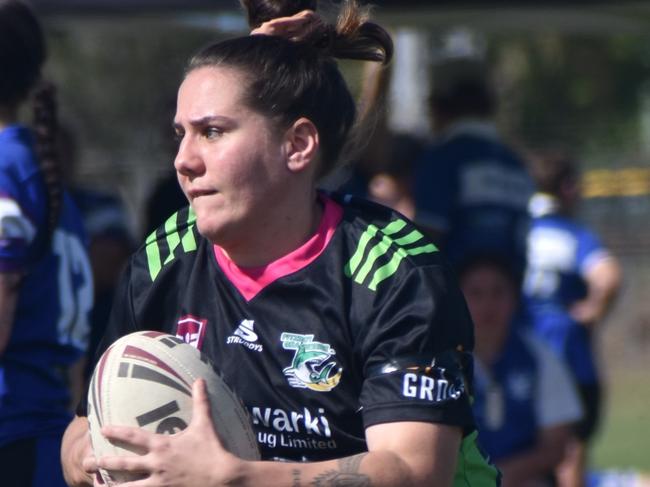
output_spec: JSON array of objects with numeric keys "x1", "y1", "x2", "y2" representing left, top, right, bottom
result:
[{"x1": 591, "y1": 369, "x2": 650, "y2": 472}]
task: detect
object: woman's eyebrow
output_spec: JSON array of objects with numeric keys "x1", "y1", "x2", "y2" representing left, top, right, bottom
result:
[{"x1": 175, "y1": 115, "x2": 235, "y2": 128}]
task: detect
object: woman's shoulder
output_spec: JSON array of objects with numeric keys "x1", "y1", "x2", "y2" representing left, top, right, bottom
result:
[{"x1": 327, "y1": 191, "x2": 447, "y2": 290}]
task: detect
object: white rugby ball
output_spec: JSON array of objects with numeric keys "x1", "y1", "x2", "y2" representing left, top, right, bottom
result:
[{"x1": 87, "y1": 330, "x2": 259, "y2": 485}]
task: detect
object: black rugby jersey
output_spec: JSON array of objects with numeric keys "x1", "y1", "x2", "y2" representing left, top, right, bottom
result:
[{"x1": 81, "y1": 193, "x2": 498, "y2": 484}]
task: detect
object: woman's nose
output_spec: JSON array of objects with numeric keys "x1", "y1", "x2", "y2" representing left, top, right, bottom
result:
[{"x1": 174, "y1": 136, "x2": 203, "y2": 176}]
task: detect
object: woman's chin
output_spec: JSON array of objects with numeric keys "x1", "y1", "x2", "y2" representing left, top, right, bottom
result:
[{"x1": 194, "y1": 215, "x2": 223, "y2": 242}]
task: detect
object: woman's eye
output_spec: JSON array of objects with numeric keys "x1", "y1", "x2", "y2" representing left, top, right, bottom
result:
[
  {"x1": 204, "y1": 127, "x2": 223, "y2": 139},
  {"x1": 173, "y1": 131, "x2": 184, "y2": 143}
]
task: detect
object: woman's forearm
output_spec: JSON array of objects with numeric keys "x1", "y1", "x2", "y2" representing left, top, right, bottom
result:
[
  {"x1": 0, "y1": 272, "x2": 21, "y2": 356},
  {"x1": 231, "y1": 450, "x2": 426, "y2": 487},
  {"x1": 231, "y1": 423, "x2": 460, "y2": 487}
]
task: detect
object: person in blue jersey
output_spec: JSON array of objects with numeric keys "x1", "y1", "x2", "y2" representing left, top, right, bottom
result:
[
  {"x1": 58, "y1": 124, "x2": 135, "y2": 381},
  {"x1": 459, "y1": 254, "x2": 582, "y2": 487},
  {"x1": 61, "y1": 1, "x2": 499, "y2": 486},
  {"x1": 413, "y1": 58, "x2": 533, "y2": 277},
  {"x1": 0, "y1": 2, "x2": 94, "y2": 486},
  {"x1": 523, "y1": 152, "x2": 622, "y2": 487}
]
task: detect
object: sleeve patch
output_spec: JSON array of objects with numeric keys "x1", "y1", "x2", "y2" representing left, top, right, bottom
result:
[
  {"x1": 0, "y1": 197, "x2": 36, "y2": 243},
  {"x1": 362, "y1": 351, "x2": 469, "y2": 408},
  {"x1": 401, "y1": 369, "x2": 465, "y2": 403}
]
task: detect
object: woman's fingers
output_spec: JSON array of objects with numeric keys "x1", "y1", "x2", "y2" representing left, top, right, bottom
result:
[
  {"x1": 251, "y1": 9, "x2": 321, "y2": 41},
  {"x1": 190, "y1": 379, "x2": 212, "y2": 428},
  {"x1": 81, "y1": 453, "x2": 98, "y2": 473},
  {"x1": 96, "y1": 453, "x2": 149, "y2": 473},
  {"x1": 101, "y1": 424, "x2": 152, "y2": 449}
]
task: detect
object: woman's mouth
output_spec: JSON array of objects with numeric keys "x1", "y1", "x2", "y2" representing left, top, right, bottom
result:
[{"x1": 188, "y1": 188, "x2": 216, "y2": 199}]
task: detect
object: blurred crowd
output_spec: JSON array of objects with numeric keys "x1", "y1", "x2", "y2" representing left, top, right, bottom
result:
[
  {"x1": 1, "y1": 1, "x2": 648, "y2": 487},
  {"x1": 337, "y1": 52, "x2": 626, "y2": 487}
]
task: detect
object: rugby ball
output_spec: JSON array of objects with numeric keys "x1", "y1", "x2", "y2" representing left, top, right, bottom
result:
[{"x1": 87, "y1": 331, "x2": 259, "y2": 485}]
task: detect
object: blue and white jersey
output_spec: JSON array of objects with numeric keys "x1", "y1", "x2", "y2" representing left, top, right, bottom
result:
[
  {"x1": 523, "y1": 193, "x2": 612, "y2": 384},
  {"x1": 473, "y1": 329, "x2": 582, "y2": 462},
  {"x1": 0, "y1": 125, "x2": 93, "y2": 445},
  {"x1": 413, "y1": 121, "x2": 533, "y2": 272}
]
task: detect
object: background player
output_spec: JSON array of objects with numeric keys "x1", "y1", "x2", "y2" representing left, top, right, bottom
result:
[
  {"x1": 413, "y1": 56, "x2": 533, "y2": 278},
  {"x1": 0, "y1": 1, "x2": 93, "y2": 486},
  {"x1": 523, "y1": 151, "x2": 622, "y2": 487},
  {"x1": 61, "y1": 1, "x2": 499, "y2": 486},
  {"x1": 459, "y1": 254, "x2": 582, "y2": 487}
]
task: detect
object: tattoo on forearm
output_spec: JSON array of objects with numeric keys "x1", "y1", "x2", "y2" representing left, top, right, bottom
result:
[
  {"x1": 311, "y1": 453, "x2": 371, "y2": 487},
  {"x1": 292, "y1": 468, "x2": 302, "y2": 487}
]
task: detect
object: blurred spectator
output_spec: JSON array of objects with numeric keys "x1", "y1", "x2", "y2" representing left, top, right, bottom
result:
[
  {"x1": 413, "y1": 58, "x2": 533, "y2": 277},
  {"x1": 366, "y1": 132, "x2": 424, "y2": 219},
  {"x1": 58, "y1": 125, "x2": 135, "y2": 380},
  {"x1": 142, "y1": 94, "x2": 188, "y2": 238},
  {"x1": 523, "y1": 152, "x2": 622, "y2": 487},
  {"x1": 143, "y1": 169, "x2": 187, "y2": 238},
  {"x1": 0, "y1": 1, "x2": 93, "y2": 486},
  {"x1": 459, "y1": 254, "x2": 582, "y2": 487}
]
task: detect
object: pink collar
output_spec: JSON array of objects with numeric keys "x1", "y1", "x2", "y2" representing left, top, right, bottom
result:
[{"x1": 213, "y1": 196, "x2": 343, "y2": 301}]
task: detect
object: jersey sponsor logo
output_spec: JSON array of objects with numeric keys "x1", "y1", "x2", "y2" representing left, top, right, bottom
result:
[
  {"x1": 176, "y1": 315, "x2": 207, "y2": 349},
  {"x1": 226, "y1": 319, "x2": 263, "y2": 352},
  {"x1": 281, "y1": 333, "x2": 342, "y2": 392},
  {"x1": 145, "y1": 208, "x2": 197, "y2": 281},
  {"x1": 402, "y1": 371, "x2": 464, "y2": 403},
  {"x1": 250, "y1": 405, "x2": 337, "y2": 452},
  {"x1": 344, "y1": 218, "x2": 437, "y2": 291}
]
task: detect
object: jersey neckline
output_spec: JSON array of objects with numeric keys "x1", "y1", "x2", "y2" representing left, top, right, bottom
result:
[{"x1": 213, "y1": 195, "x2": 343, "y2": 301}]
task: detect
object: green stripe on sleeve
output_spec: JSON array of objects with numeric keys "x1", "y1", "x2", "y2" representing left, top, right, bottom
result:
[
  {"x1": 182, "y1": 208, "x2": 197, "y2": 252},
  {"x1": 163, "y1": 213, "x2": 181, "y2": 265},
  {"x1": 346, "y1": 218, "x2": 438, "y2": 290},
  {"x1": 355, "y1": 221, "x2": 416, "y2": 286},
  {"x1": 394, "y1": 229, "x2": 426, "y2": 247},
  {"x1": 187, "y1": 206, "x2": 197, "y2": 224},
  {"x1": 367, "y1": 243, "x2": 437, "y2": 290},
  {"x1": 181, "y1": 225, "x2": 197, "y2": 252},
  {"x1": 349, "y1": 220, "x2": 405, "y2": 284},
  {"x1": 354, "y1": 235, "x2": 391, "y2": 285},
  {"x1": 145, "y1": 230, "x2": 162, "y2": 282},
  {"x1": 344, "y1": 225, "x2": 378, "y2": 277},
  {"x1": 382, "y1": 219, "x2": 407, "y2": 236},
  {"x1": 406, "y1": 243, "x2": 438, "y2": 255},
  {"x1": 368, "y1": 251, "x2": 406, "y2": 291}
]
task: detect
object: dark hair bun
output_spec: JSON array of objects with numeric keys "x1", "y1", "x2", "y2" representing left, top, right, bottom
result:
[{"x1": 240, "y1": 0, "x2": 317, "y2": 28}]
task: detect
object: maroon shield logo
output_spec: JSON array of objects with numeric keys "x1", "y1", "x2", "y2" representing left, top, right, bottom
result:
[{"x1": 176, "y1": 315, "x2": 207, "y2": 349}]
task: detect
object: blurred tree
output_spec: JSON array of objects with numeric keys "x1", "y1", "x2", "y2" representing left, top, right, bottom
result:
[{"x1": 491, "y1": 33, "x2": 650, "y2": 168}]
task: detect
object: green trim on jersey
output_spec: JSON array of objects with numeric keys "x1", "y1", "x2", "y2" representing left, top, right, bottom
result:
[
  {"x1": 345, "y1": 218, "x2": 438, "y2": 291},
  {"x1": 454, "y1": 431, "x2": 501, "y2": 486},
  {"x1": 145, "y1": 208, "x2": 197, "y2": 281}
]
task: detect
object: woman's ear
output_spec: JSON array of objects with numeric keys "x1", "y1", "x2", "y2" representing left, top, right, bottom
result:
[{"x1": 284, "y1": 117, "x2": 319, "y2": 173}]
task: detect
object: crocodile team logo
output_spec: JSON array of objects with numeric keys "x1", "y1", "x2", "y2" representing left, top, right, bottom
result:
[{"x1": 281, "y1": 333, "x2": 342, "y2": 392}]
